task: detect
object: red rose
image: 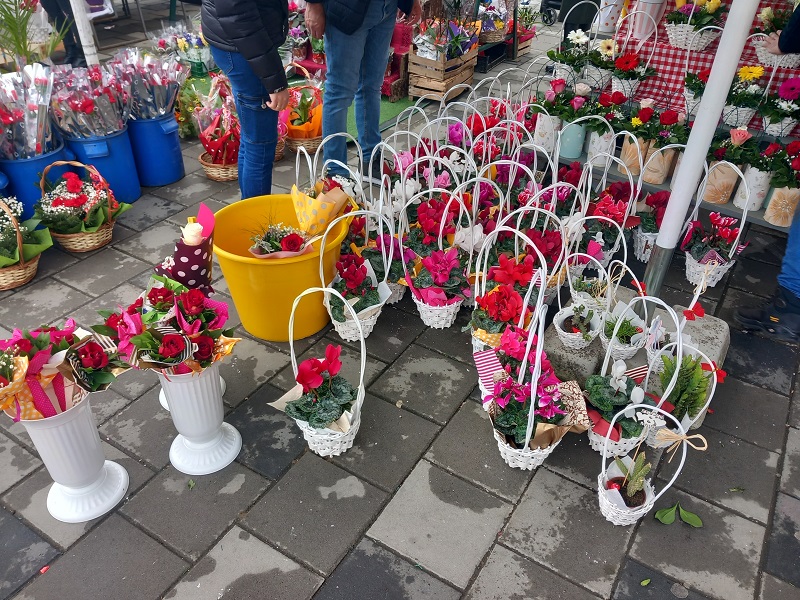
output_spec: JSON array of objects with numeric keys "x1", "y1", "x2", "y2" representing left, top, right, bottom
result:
[
  {"x1": 764, "y1": 143, "x2": 782, "y2": 157},
  {"x1": 0, "y1": 375, "x2": 8, "y2": 387},
  {"x1": 659, "y1": 110, "x2": 679, "y2": 126},
  {"x1": 787, "y1": 141, "x2": 800, "y2": 157},
  {"x1": 598, "y1": 93, "x2": 613, "y2": 107},
  {"x1": 178, "y1": 289, "x2": 206, "y2": 316},
  {"x1": 77, "y1": 341, "x2": 108, "y2": 370},
  {"x1": 126, "y1": 297, "x2": 143, "y2": 315},
  {"x1": 697, "y1": 68, "x2": 711, "y2": 83},
  {"x1": 713, "y1": 147, "x2": 727, "y2": 160},
  {"x1": 193, "y1": 335, "x2": 215, "y2": 362},
  {"x1": 280, "y1": 233, "x2": 305, "y2": 253},
  {"x1": 105, "y1": 312, "x2": 122, "y2": 332},
  {"x1": 13, "y1": 339, "x2": 32, "y2": 355},
  {"x1": 610, "y1": 91, "x2": 628, "y2": 105},
  {"x1": 638, "y1": 107, "x2": 655, "y2": 123},
  {"x1": 158, "y1": 334, "x2": 186, "y2": 359},
  {"x1": 147, "y1": 287, "x2": 174, "y2": 309},
  {"x1": 792, "y1": 156, "x2": 800, "y2": 172}
]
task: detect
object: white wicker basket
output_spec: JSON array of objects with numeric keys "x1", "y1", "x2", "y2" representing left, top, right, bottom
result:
[
  {"x1": 386, "y1": 282, "x2": 406, "y2": 304},
  {"x1": 413, "y1": 296, "x2": 463, "y2": 329},
  {"x1": 599, "y1": 328, "x2": 643, "y2": 361},
  {"x1": 295, "y1": 410, "x2": 361, "y2": 456},
  {"x1": 755, "y1": 44, "x2": 800, "y2": 69},
  {"x1": 494, "y1": 429, "x2": 560, "y2": 470},
  {"x1": 553, "y1": 62, "x2": 580, "y2": 88},
  {"x1": 570, "y1": 289, "x2": 607, "y2": 316},
  {"x1": 645, "y1": 345, "x2": 666, "y2": 375},
  {"x1": 633, "y1": 228, "x2": 658, "y2": 263},
  {"x1": 582, "y1": 65, "x2": 613, "y2": 90},
  {"x1": 568, "y1": 263, "x2": 587, "y2": 281},
  {"x1": 611, "y1": 77, "x2": 640, "y2": 98},
  {"x1": 553, "y1": 306, "x2": 601, "y2": 350},
  {"x1": 598, "y1": 473, "x2": 656, "y2": 525},
  {"x1": 684, "y1": 253, "x2": 734, "y2": 288},
  {"x1": 764, "y1": 117, "x2": 798, "y2": 138},
  {"x1": 722, "y1": 105, "x2": 756, "y2": 128},
  {"x1": 331, "y1": 310, "x2": 381, "y2": 342},
  {"x1": 684, "y1": 89, "x2": 700, "y2": 117},
  {"x1": 665, "y1": 23, "x2": 719, "y2": 50},
  {"x1": 588, "y1": 427, "x2": 644, "y2": 457}
]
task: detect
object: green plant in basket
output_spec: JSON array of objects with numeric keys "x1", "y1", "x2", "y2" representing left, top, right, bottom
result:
[
  {"x1": 34, "y1": 172, "x2": 130, "y2": 235},
  {"x1": 665, "y1": 1, "x2": 725, "y2": 31},
  {"x1": 585, "y1": 364, "x2": 651, "y2": 439},
  {"x1": 564, "y1": 304, "x2": 595, "y2": 342},
  {"x1": 604, "y1": 316, "x2": 642, "y2": 345},
  {"x1": 659, "y1": 354, "x2": 710, "y2": 422},
  {"x1": 726, "y1": 65, "x2": 766, "y2": 110},
  {"x1": 360, "y1": 234, "x2": 416, "y2": 285},
  {"x1": 329, "y1": 254, "x2": 382, "y2": 322},
  {"x1": 0, "y1": 197, "x2": 52, "y2": 269},
  {"x1": 684, "y1": 68, "x2": 710, "y2": 97},
  {"x1": 292, "y1": 89, "x2": 316, "y2": 126},
  {"x1": 610, "y1": 452, "x2": 652, "y2": 508},
  {"x1": 0, "y1": 0, "x2": 69, "y2": 69},
  {"x1": 285, "y1": 344, "x2": 357, "y2": 429}
]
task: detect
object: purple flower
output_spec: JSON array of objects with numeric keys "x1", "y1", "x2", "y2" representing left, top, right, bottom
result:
[
  {"x1": 659, "y1": 130, "x2": 670, "y2": 137},
  {"x1": 376, "y1": 234, "x2": 415, "y2": 263},
  {"x1": 448, "y1": 123, "x2": 464, "y2": 146}
]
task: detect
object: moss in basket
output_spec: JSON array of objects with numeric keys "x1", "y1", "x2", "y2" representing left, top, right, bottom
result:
[
  {"x1": 585, "y1": 373, "x2": 649, "y2": 439},
  {"x1": 659, "y1": 354, "x2": 710, "y2": 422},
  {"x1": 561, "y1": 304, "x2": 595, "y2": 342},
  {"x1": 604, "y1": 316, "x2": 641, "y2": 345},
  {"x1": 609, "y1": 452, "x2": 652, "y2": 508},
  {"x1": 285, "y1": 345, "x2": 357, "y2": 429}
]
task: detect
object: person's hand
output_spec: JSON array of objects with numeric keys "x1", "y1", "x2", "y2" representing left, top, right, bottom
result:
[
  {"x1": 764, "y1": 31, "x2": 784, "y2": 56},
  {"x1": 305, "y1": 2, "x2": 326, "y2": 38},
  {"x1": 267, "y1": 89, "x2": 290, "y2": 112},
  {"x1": 398, "y1": 0, "x2": 422, "y2": 25}
]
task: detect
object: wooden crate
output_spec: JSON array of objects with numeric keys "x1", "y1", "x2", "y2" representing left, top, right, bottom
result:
[
  {"x1": 381, "y1": 52, "x2": 409, "y2": 102},
  {"x1": 408, "y1": 48, "x2": 477, "y2": 101},
  {"x1": 506, "y1": 36, "x2": 534, "y2": 59}
]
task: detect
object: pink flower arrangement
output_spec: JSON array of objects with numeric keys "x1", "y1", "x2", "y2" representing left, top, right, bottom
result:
[{"x1": 729, "y1": 127, "x2": 752, "y2": 147}]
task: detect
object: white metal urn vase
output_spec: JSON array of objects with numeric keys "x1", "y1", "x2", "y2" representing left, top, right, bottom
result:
[
  {"x1": 22, "y1": 396, "x2": 129, "y2": 523},
  {"x1": 158, "y1": 362, "x2": 242, "y2": 475}
]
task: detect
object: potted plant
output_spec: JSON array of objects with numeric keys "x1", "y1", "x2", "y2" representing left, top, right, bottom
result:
[
  {"x1": 34, "y1": 164, "x2": 130, "y2": 253},
  {"x1": 470, "y1": 282, "x2": 532, "y2": 350},
  {"x1": 570, "y1": 273, "x2": 607, "y2": 313},
  {"x1": 633, "y1": 190, "x2": 669, "y2": 262},
  {"x1": 755, "y1": 6, "x2": 800, "y2": 68},
  {"x1": 310, "y1": 36, "x2": 325, "y2": 64},
  {"x1": 554, "y1": 303, "x2": 601, "y2": 350},
  {"x1": 642, "y1": 110, "x2": 687, "y2": 185},
  {"x1": 326, "y1": 253, "x2": 387, "y2": 341},
  {"x1": 684, "y1": 68, "x2": 710, "y2": 116},
  {"x1": 764, "y1": 141, "x2": 800, "y2": 228},
  {"x1": 762, "y1": 78, "x2": 800, "y2": 137},
  {"x1": 289, "y1": 25, "x2": 309, "y2": 60},
  {"x1": 618, "y1": 105, "x2": 657, "y2": 177},
  {"x1": 681, "y1": 211, "x2": 746, "y2": 287},
  {"x1": 557, "y1": 83, "x2": 593, "y2": 160},
  {"x1": 601, "y1": 313, "x2": 645, "y2": 360},
  {"x1": 723, "y1": 65, "x2": 765, "y2": 128},
  {"x1": 599, "y1": 450, "x2": 655, "y2": 525},
  {"x1": 610, "y1": 51, "x2": 656, "y2": 98},
  {"x1": 361, "y1": 233, "x2": 416, "y2": 304},
  {"x1": 703, "y1": 129, "x2": 754, "y2": 205},
  {"x1": 664, "y1": 0, "x2": 724, "y2": 50},
  {"x1": 0, "y1": 197, "x2": 52, "y2": 290},
  {"x1": 406, "y1": 246, "x2": 471, "y2": 329},
  {"x1": 583, "y1": 39, "x2": 617, "y2": 90},
  {"x1": 546, "y1": 29, "x2": 589, "y2": 87},
  {"x1": 659, "y1": 354, "x2": 711, "y2": 429},
  {"x1": 734, "y1": 141, "x2": 779, "y2": 211},
  {"x1": 285, "y1": 85, "x2": 324, "y2": 153},
  {"x1": 584, "y1": 360, "x2": 649, "y2": 456},
  {"x1": 530, "y1": 78, "x2": 569, "y2": 154},
  {"x1": 479, "y1": 4, "x2": 507, "y2": 44},
  {"x1": 586, "y1": 91, "x2": 627, "y2": 165}
]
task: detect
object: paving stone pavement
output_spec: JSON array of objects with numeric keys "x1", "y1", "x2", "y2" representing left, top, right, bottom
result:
[{"x1": 2, "y1": 32, "x2": 800, "y2": 600}]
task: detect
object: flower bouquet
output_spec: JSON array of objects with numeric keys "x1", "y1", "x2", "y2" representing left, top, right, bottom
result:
[
  {"x1": 108, "y1": 49, "x2": 187, "y2": 119},
  {"x1": 586, "y1": 185, "x2": 640, "y2": 265},
  {"x1": 194, "y1": 75, "x2": 240, "y2": 180},
  {"x1": 479, "y1": 4, "x2": 507, "y2": 44},
  {"x1": 764, "y1": 141, "x2": 800, "y2": 228},
  {"x1": 617, "y1": 105, "x2": 657, "y2": 177},
  {"x1": 664, "y1": 0, "x2": 724, "y2": 50},
  {"x1": 271, "y1": 288, "x2": 367, "y2": 457},
  {"x1": 249, "y1": 222, "x2": 312, "y2": 259},
  {"x1": 684, "y1": 67, "x2": 710, "y2": 116},
  {"x1": 35, "y1": 163, "x2": 130, "y2": 252},
  {"x1": 734, "y1": 141, "x2": 779, "y2": 211},
  {"x1": 755, "y1": 5, "x2": 800, "y2": 68},
  {"x1": 546, "y1": 29, "x2": 589, "y2": 87},
  {"x1": 0, "y1": 196, "x2": 52, "y2": 290},
  {"x1": 723, "y1": 65, "x2": 764, "y2": 128},
  {"x1": 582, "y1": 39, "x2": 617, "y2": 90},
  {"x1": 681, "y1": 211, "x2": 747, "y2": 287},
  {"x1": 633, "y1": 190, "x2": 669, "y2": 262},
  {"x1": 762, "y1": 78, "x2": 800, "y2": 137},
  {"x1": 176, "y1": 31, "x2": 214, "y2": 76},
  {"x1": 0, "y1": 65, "x2": 56, "y2": 159},
  {"x1": 610, "y1": 51, "x2": 656, "y2": 98}
]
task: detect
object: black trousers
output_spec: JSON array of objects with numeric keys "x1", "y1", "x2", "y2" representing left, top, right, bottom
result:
[{"x1": 39, "y1": 0, "x2": 84, "y2": 57}]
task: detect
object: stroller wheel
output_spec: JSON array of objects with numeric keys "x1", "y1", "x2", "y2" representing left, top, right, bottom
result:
[{"x1": 542, "y1": 8, "x2": 557, "y2": 25}]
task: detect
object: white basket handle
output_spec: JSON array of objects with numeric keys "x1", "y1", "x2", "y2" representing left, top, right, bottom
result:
[
  {"x1": 313, "y1": 132, "x2": 364, "y2": 182},
  {"x1": 683, "y1": 25, "x2": 723, "y2": 73},
  {"x1": 294, "y1": 146, "x2": 314, "y2": 191},
  {"x1": 520, "y1": 304, "x2": 550, "y2": 448},
  {"x1": 614, "y1": 10, "x2": 659, "y2": 61}
]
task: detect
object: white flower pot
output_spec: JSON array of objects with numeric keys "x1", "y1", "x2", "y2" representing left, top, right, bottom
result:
[
  {"x1": 158, "y1": 362, "x2": 242, "y2": 475},
  {"x1": 582, "y1": 65, "x2": 613, "y2": 90},
  {"x1": 22, "y1": 397, "x2": 129, "y2": 523},
  {"x1": 159, "y1": 376, "x2": 227, "y2": 411},
  {"x1": 684, "y1": 89, "x2": 700, "y2": 117},
  {"x1": 733, "y1": 165, "x2": 772, "y2": 211},
  {"x1": 587, "y1": 130, "x2": 615, "y2": 167},
  {"x1": 763, "y1": 116, "x2": 798, "y2": 138},
  {"x1": 721, "y1": 105, "x2": 756, "y2": 128},
  {"x1": 533, "y1": 114, "x2": 562, "y2": 155},
  {"x1": 597, "y1": 0, "x2": 625, "y2": 33}
]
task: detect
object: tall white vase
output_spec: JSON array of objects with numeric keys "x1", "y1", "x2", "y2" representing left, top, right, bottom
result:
[
  {"x1": 159, "y1": 376, "x2": 227, "y2": 411},
  {"x1": 733, "y1": 165, "x2": 772, "y2": 211},
  {"x1": 158, "y1": 362, "x2": 241, "y2": 475},
  {"x1": 533, "y1": 114, "x2": 562, "y2": 156},
  {"x1": 22, "y1": 397, "x2": 129, "y2": 523}
]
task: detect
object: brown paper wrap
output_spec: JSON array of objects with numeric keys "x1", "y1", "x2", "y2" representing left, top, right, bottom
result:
[
  {"x1": 764, "y1": 186, "x2": 800, "y2": 228},
  {"x1": 642, "y1": 147, "x2": 676, "y2": 185},
  {"x1": 617, "y1": 137, "x2": 650, "y2": 177}
]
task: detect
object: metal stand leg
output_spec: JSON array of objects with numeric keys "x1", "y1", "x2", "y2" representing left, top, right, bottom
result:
[{"x1": 132, "y1": 0, "x2": 147, "y2": 35}]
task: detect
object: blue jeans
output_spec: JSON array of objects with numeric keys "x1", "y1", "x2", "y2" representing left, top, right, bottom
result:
[
  {"x1": 778, "y1": 209, "x2": 800, "y2": 297},
  {"x1": 323, "y1": 0, "x2": 397, "y2": 173},
  {"x1": 210, "y1": 46, "x2": 278, "y2": 199}
]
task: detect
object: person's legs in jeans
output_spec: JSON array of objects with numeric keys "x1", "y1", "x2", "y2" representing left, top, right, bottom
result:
[
  {"x1": 355, "y1": 0, "x2": 397, "y2": 170},
  {"x1": 323, "y1": 19, "x2": 368, "y2": 174},
  {"x1": 778, "y1": 212, "x2": 800, "y2": 296},
  {"x1": 210, "y1": 46, "x2": 278, "y2": 199}
]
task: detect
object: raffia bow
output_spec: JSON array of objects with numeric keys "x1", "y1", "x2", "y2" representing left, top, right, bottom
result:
[{"x1": 654, "y1": 429, "x2": 708, "y2": 462}]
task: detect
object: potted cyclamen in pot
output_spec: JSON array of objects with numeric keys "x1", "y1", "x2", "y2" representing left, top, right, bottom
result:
[
  {"x1": 633, "y1": 190, "x2": 669, "y2": 262},
  {"x1": 681, "y1": 211, "x2": 746, "y2": 287},
  {"x1": 406, "y1": 246, "x2": 471, "y2": 329},
  {"x1": 586, "y1": 91, "x2": 627, "y2": 167},
  {"x1": 470, "y1": 282, "x2": 532, "y2": 352}
]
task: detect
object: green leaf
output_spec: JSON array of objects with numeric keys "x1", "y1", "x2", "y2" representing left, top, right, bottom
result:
[
  {"x1": 654, "y1": 503, "x2": 678, "y2": 524},
  {"x1": 640, "y1": 579, "x2": 651, "y2": 587},
  {"x1": 91, "y1": 325, "x2": 117, "y2": 337},
  {"x1": 187, "y1": 479, "x2": 195, "y2": 490},
  {"x1": 678, "y1": 505, "x2": 703, "y2": 528},
  {"x1": 729, "y1": 487, "x2": 745, "y2": 493},
  {"x1": 91, "y1": 371, "x2": 117, "y2": 384}
]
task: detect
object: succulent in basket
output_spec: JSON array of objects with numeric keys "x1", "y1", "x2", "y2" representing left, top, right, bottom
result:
[
  {"x1": 0, "y1": 196, "x2": 52, "y2": 270},
  {"x1": 659, "y1": 354, "x2": 711, "y2": 424},
  {"x1": 680, "y1": 211, "x2": 746, "y2": 266},
  {"x1": 285, "y1": 344, "x2": 357, "y2": 430},
  {"x1": 34, "y1": 171, "x2": 130, "y2": 235},
  {"x1": 584, "y1": 361, "x2": 650, "y2": 440},
  {"x1": 665, "y1": 1, "x2": 724, "y2": 30},
  {"x1": 559, "y1": 304, "x2": 596, "y2": 342},
  {"x1": 328, "y1": 254, "x2": 382, "y2": 322},
  {"x1": 603, "y1": 315, "x2": 643, "y2": 346},
  {"x1": 607, "y1": 452, "x2": 652, "y2": 508}
]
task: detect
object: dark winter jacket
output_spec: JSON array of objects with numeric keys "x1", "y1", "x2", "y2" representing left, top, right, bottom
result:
[
  {"x1": 780, "y1": 5, "x2": 800, "y2": 55},
  {"x1": 202, "y1": 0, "x2": 288, "y2": 94},
  {"x1": 306, "y1": 0, "x2": 412, "y2": 36}
]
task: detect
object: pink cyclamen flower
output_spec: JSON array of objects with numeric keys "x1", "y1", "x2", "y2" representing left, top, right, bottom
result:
[
  {"x1": 421, "y1": 248, "x2": 461, "y2": 286},
  {"x1": 434, "y1": 171, "x2": 451, "y2": 189},
  {"x1": 394, "y1": 151, "x2": 413, "y2": 175}
]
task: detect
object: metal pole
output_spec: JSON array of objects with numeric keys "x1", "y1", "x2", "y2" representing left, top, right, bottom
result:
[
  {"x1": 67, "y1": 0, "x2": 99, "y2": 66},
  {"x1": 643, "y1": 0, "x2": 760, "y2": 298}
]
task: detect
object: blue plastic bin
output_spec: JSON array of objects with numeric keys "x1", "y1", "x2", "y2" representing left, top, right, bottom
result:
[
  {"x1": 127, "y1": 114, "x2": 185, "y2": 187},
  {"x1": 0, "y1": 143, "x2": 70, "y2": 218},
  {"x1": 65, "y1": 127, "x2": 142, "y2": 204}
]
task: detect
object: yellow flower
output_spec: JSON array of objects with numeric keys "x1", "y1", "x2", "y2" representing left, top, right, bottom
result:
[
  {"x1": 176, "y1": 38, "x2": 188, "y2": 51},
  {"x1": 706, "y1": 0, "x2": 720, "y2": 13},
  {"x1": 694, "y1": 0, "x2": 707, "y2": 7},
  {"x1": 738, "y1": 65, "x2": 764, "y2": 81},
  {"x1": 631, "y1": 117, "x2": 643, "y2": 127},
  {"x1": 598, "y1": 39, "x2": 618, "y2": 57}
]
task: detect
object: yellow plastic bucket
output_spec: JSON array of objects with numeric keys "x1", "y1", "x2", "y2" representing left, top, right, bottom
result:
[{"x1": 213, "y1": 194, "x2": 351, "y2": 341}]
